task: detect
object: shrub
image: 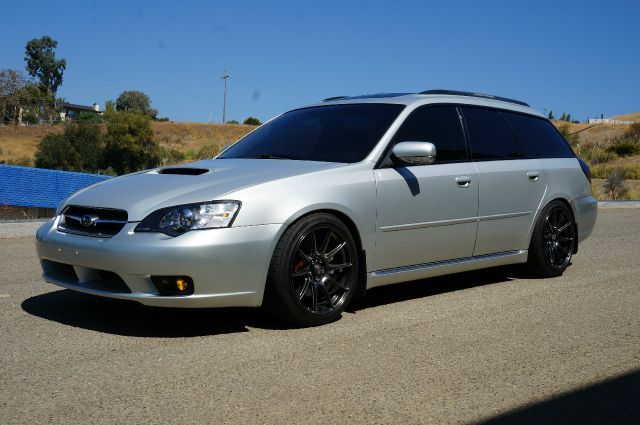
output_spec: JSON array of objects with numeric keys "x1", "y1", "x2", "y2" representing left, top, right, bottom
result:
[
  {"x1": 160, "y1": 147, "x2": 185, "y2": 165},
  {"x1": 77, "y1": 111, "x2": 103, "y2": 123},
  {"x1": 196, "y1": 143, "x2": 220, "y2": 159},
  {"x1": 35, "y1": 133, "x2": 81, "y2": 170},
  {"x1": 102, "y1": 112, "x2": 162, "y2": 174},
  {"x1": 602, "y1": 169, "x2": 628, "y2": 200},
  {"x1": 226, "y1": 120, "x2": 239, "y2": 125},
  {"x1": 576, "y1": 144, "x2": 616, "y2": 165},
  {"x1": 624, "y1": 123, "x2": 640, "y2": 140},
  {"x1": 243, "y1": 117, "x2": 261, "y2": 126},
  {"x1": 63, "y1": 122, "x2": 103, "y2": 170},
  {"x1": 607, "y1": 139, "x2": 640, "y2": 157},
  {"x1": 34, "y1": 122, "x2": 102, "y2": 171}
]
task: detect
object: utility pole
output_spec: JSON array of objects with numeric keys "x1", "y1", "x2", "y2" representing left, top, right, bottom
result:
[{"x1": 221, "y1": 71, "x2": 230, "y2": 123}]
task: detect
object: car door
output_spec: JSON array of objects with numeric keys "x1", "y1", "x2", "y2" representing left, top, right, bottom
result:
[
  {"x1": 373, "y1": 105, "x2": 479, "y2": 271},
  {"x1": 460, "y1": 106, "x2": 547, "y2": 256}
]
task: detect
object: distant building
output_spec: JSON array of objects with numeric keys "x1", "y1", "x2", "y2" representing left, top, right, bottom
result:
[
  {"x1": 587, "y1": 118, "x2": 638, "y2": 125},
  {"x1": 59, "y1": 102, "x2": 103, "y2": 121}
]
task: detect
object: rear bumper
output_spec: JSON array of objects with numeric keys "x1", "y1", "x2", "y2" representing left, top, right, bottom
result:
[
  {"x1": 574, "y1": 194, "x2": 598, "y2": 243},
  {"x1": 35, "y1": 217, "x2": 283, "y2": 308}
]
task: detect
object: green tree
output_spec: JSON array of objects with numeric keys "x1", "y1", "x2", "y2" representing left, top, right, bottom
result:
[
  {"x1": 548, "y1": 110, "x2": 554, "y2": 120},
  {"x1": 24, "y1": 36, "x2": 66, "y2": 97},
  {"x1": 115, "y1": 90, "x2": 157, "y2": 117},
  {"x1": 34, "y1": 122, "x2": 103, "y2": 171},
  {"x1": 102, "y1": 112, "x2": 162, "y2": 174},
  {"x1": 0, "y1": 69, "x2": 29, "y2": 123},
  {"x1": 243, "y1": 116, "x2": 261, "y2": 126}
]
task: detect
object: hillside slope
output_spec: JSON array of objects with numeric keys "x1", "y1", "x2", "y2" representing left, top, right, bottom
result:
[
  {"x1": 0, "y1": 122, "x2": 254, "y2": 164},
  {"x1": 612, "y1": 112, "x2": 640, "y2": 122}
]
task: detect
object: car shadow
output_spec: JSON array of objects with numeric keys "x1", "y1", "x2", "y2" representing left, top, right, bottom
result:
[
  {"x1": 22, "y1": 265, "x2": 530, "y2": 337},
  {"x1": 21, "y1": 289, "x2": 284, "y2": 338},
  {"x1": 477, "y1": 368, "x2": 640, "y2": 425},
  {"x1": 348, "y1": 265, "x2": 529, "y2": 312}
]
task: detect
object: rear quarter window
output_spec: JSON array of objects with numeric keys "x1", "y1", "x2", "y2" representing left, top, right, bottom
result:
[
  {"x1": 501, "y1": 112, "x2": 575, "y2": 158},
  {"x1": 461, "y1": 106, "x2": 524, "y2": 160}
]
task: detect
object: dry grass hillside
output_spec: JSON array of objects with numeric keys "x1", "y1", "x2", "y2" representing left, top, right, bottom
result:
[
  {"x1": 0, "y1": 122, "x2": 254, "y2": 165},
  {"x1": 612, "y1": 112, "x2": 640, "y2": 122}
]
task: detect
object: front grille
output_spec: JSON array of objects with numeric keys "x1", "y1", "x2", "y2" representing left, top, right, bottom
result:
[{"x1": 58, "y1": 205, "x2": 128, "y2": 238}]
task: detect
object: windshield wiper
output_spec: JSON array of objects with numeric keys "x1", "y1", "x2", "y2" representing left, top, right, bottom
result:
[{"x1": 238, "y1": 154, "x2": 297, "y2": 160}]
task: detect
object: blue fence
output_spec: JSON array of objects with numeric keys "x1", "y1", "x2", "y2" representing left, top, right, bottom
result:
[{"x1": 0, "y1": 165, "x2": 112, "y2": 209}]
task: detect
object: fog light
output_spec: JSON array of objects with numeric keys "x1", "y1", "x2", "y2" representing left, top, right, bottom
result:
[
  {"x1": 151, "y1": 276, "x2": 194, "y2": 295},
  {"x1": 176, "y1": 278, "x2": 188, "y2": 292}
]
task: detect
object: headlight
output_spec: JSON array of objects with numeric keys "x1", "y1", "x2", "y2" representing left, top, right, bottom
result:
[{"x1": 135, "y1": 201, "x2": 241, "y2": 237}]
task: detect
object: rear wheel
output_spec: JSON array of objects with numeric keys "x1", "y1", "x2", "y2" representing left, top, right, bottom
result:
[
  {"x1": 264, "y1": 213, "x2": 358, "y2": 327},
  {"x1": 527, "y1": 201, "x2": 576, "y2": 277}
]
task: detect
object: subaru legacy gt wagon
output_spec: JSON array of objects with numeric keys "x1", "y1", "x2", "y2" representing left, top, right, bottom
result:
[{"x1": 36, "y1": 90, "x2": 597, "y2": 326}]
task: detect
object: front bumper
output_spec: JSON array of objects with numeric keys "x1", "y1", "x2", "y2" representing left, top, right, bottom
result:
[{"x1": 35, "y1": 217, "x2": 283, "y2": 308}]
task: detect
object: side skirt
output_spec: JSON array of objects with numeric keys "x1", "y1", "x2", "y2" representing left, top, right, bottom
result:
[{"x1": 366, "y1": 250, "x2": 528, "y2": 289}]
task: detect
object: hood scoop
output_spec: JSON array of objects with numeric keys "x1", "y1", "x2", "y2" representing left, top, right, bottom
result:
[{"x1": 156, "y1": 167, "x2": 210, "y2": 176}]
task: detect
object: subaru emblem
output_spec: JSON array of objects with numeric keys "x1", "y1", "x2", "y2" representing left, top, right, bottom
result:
[{"x1": 80, "y1": 214, "x2": 98, "y2": 227}]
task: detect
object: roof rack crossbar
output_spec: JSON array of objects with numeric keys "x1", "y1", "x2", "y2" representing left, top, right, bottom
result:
[
  {"x1": 418, "y1": 90, "x2": 529, "y2": 107},
  {"x1": 322, "y1": 96, "x2": 349, "y2": 102}
]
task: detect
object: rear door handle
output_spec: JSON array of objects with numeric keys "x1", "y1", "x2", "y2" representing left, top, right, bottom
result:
[
  {"x1": 527, "y1": 171, "x2": 540, "y2": 182},
  {"x1": 455, "y1": 176, "x2": 472, "y2": 188}
]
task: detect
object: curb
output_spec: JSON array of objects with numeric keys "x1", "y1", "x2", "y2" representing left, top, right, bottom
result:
[
  {"x1": 0, "y1": 219, "x2": 47, "y2": 239},
  {"x1": 597, "y1": 201, "x2": 640, "y2": 209}
]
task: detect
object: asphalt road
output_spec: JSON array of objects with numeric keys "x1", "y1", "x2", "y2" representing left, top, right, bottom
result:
[{"x1": 1, "y1": 209, "x2": 639, "y2": 424}]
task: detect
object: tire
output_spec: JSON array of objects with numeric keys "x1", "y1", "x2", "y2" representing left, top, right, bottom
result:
[
  {"x1": 527, "y1": 200, "x2": 577, "y2": 277},
  {"x1": 264, "y1": 213, "x2": 359, "y2": 327}
]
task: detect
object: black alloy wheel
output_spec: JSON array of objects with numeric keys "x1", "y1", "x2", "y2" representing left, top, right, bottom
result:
[
  {"x1": 265, "y1": 213, "x2": 358, "y2": 326},
  {"x1": 528, "y1": 201, "x2": 576, "y2": 277}
]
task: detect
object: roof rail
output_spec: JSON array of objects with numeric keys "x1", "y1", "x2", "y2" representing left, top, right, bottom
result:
[
  {"x1": 418, "y1": 89, "x2": 529, "y2": 107},
  {"x1": 322, "y1": 96, "x2": 349, "y2": 102}
]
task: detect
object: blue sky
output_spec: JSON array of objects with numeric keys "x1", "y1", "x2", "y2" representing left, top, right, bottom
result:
[{"x1": 1, "y1": 0, "x2": 638, "y2": 123}]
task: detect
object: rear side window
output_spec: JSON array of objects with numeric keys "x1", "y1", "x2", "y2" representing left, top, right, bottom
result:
[
  {"x1": 461, "y1": 106, "x2": 524, "y2": 160},
  {"x1": 501, "y1": 112, "x2": 575, "y2": 158},
  {"x1": 391, "y1": 105, "x2": 467, "y2": 162}
]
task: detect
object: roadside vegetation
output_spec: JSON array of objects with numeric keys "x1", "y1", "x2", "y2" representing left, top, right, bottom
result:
[{"x1": 554, "y1": 121, "x2": 640, "y2": 198}]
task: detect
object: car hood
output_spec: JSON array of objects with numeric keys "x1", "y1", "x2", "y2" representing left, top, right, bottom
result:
[{"x1": 62, "y1": 159, "x2": 345, "y2": 221}]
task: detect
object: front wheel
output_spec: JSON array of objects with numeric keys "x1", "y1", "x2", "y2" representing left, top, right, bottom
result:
[
  {"x1": 264, "y1": 213, "x2": 358, "y2": 327},
  {"x1": 527, "y1": 201, "x2": 577, "y2": 277}
]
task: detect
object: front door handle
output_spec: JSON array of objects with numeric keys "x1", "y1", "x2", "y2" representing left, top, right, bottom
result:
[
  {"x1": 527, "y1": 171, "x2": 540, "y2": 182},
  {"x1": 455, "y1": 176, "x2": 472, "y2": 188}
]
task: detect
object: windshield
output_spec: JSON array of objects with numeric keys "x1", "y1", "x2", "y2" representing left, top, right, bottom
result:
[{"x1": 219, "y1": 104, "x2": 405, "y2": 163}]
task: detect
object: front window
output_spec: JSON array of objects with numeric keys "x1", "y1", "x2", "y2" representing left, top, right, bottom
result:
[{"x1": 219, "y1": 104, "x2": 405, "y2": 163}]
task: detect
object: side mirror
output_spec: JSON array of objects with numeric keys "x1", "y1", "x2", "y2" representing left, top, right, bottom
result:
[{"x1": 391, "y1": 141, "x2": 436, "y2": 166}]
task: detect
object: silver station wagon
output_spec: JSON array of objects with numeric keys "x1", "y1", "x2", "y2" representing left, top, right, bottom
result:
[{"x1": 36, "y1": 90, "x2": 597, "y2": 326}]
